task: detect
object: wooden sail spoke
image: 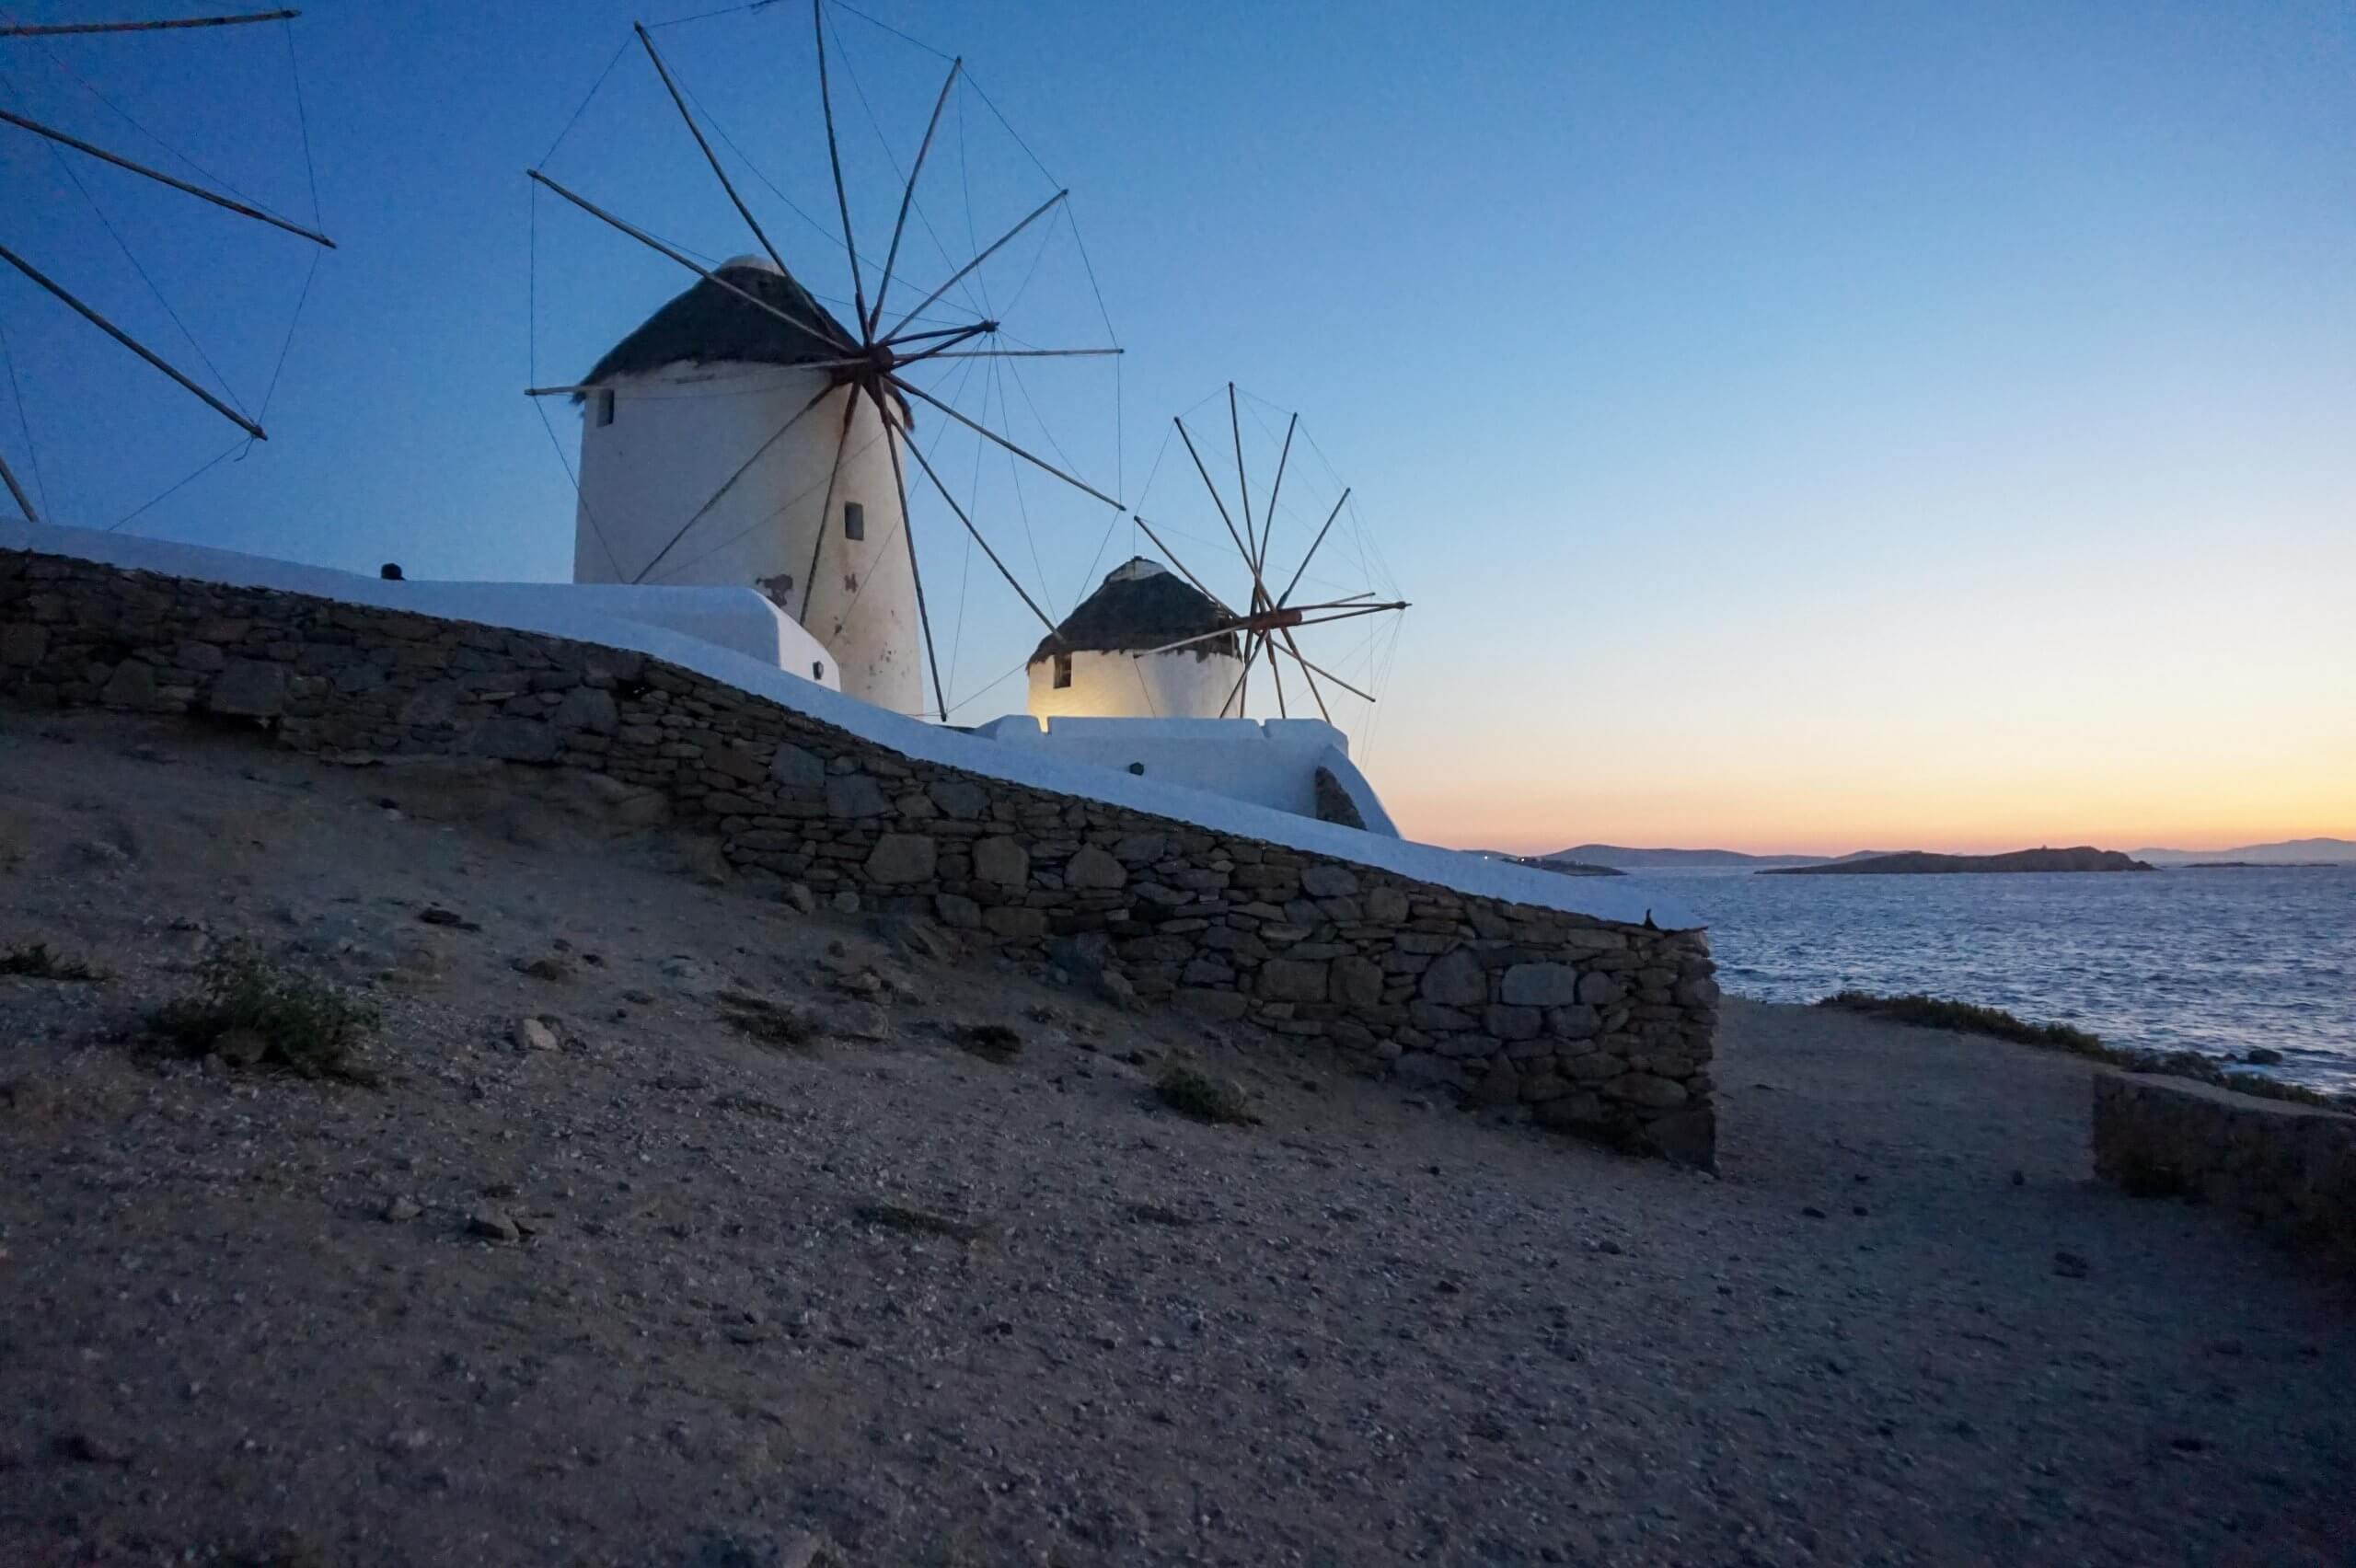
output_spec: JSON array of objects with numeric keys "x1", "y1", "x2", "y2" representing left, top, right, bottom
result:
[
  {"x1": 1228, "y1": 383, "x2": 1256, "y2": 578},
  {"x1": 0, "y1": 10, "x2": 295, "y2": 38},
  {"x1": 1173, "y1": 416, "x2": 1261, "y2": 599},
  {"x1": 907, "y1": 347, "x2": 1123, "y2": 360},
  {"x1": 881, "y1": 188, "x2": 1067, "y2": 343},
  {"x1": 897, "y1": 424, "x2": 1061, "y2": 635},
  {"x1": 631, "y1": 383, "x2": 833, "y2": 584},
  {"x1": 1125, "y1": 513, "x2": 1222, "y2": 603},
  {"x1": 867, "y1": 56, "x2": 961, "y2": 339},
  {"x1": 0, "y1": 240, "x2": 261, "y2": 439},
  {"x1": 890, "y1": 374, "x2": 1120, "y2": 509},
  {"x1": 1, "y1": 449, "x2": 38, "y2": 525},
  {"x1": 527, "y1": 170, "x2": 853, "y2": 352},
  {"x1": 884, "y1": 321, "x2": 994, "y2": 368},
  {"x1": 1275, "y1": 631, "x2": 1368, "y2": 706},
  {"x1": 633, "y1": 24, "x2": 789, "y2": 279},
  {"x1": 868, "y1": 385, "x2": 949, "y2": 721},
  {"x1": 1276, "y1": 487, "x2": 1350, "y2": 606},
  {"x1": 887, "y1": 322, "x2": 998, "y2": 347},
  {"x1": 1218, "y1": 632, "x2": 1261, "y2": 719},
  {"x1": 1259, "y1": 411, "x2": 1297, "y2": 576},
  {"x1": 812, "y1": 0, "x2": 867, "y2": 330},
  {"x1": 796, "y1": 393, "x2": 860, "y2": 618},
  {"x1": 0, "y1": 108, "x2": 332, "y2": 248}
]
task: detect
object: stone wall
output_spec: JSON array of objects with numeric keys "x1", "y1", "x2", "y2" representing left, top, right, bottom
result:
[
  {"x1": 0, "y1": 546, "x2": 1719, "y2": 1162},
  {"x1": 2094, "y1": 1073, "x2": 2356, "y2": 1274}
]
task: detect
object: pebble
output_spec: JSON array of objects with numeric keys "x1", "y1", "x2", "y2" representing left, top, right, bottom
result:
[
  {"x1": 56, "y1": 1430, "x2": 130, "y2": 1466},
  {"x1": 468, "y1": 1208, "x2": 521, "y2": 1243},
  {"x1": 381, "y1": 1194, "x2": 422, "y2": 1223},
  {"x1": 514, "y1": 1017, "x2": 559, "y2": 1053}
]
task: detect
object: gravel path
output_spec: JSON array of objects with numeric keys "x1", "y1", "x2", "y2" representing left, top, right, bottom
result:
[{"x1": 2, "y1": 711, "x2": 2350, "y2": 1566}]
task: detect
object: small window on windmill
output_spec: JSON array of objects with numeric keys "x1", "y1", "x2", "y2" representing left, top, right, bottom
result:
[
  {"x1": 1053, "y1": 651, "x2": 1073, "y2": 689},
  {"x1": 843, "y1": 501, "x2": 865, "y2": 540},
  {"x1": 594, "y1": 389, "x2": 615, "y2": 427}
]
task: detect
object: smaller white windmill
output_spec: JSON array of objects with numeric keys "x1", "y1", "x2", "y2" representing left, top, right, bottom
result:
[{"x1": 1042, "y1": 383, "x2": 1406, "y2": 724}]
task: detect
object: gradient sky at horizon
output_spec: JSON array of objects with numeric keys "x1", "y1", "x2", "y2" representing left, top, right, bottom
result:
[{"x1": 2, "y1": 0, "x2": 2350, "y2": 856}]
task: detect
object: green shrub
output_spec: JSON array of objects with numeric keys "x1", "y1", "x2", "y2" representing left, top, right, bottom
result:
[
  {"x1": 1153, "y1": 1062, "x2": 1255, "y2": 1125},
  {"x1": 0, "y1": 942, "x2": 103, "y2": 982},
  {"x1": 148, "y1": 944, "x2": 379, "y2": 1080}
]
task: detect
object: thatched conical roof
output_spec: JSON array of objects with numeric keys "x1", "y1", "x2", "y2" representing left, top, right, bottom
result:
[
  {"x1": 1032, "y1": 558, "x2": 1239, "y2": 663},
  {"x1": 581, "y1": 255, "x2": 865, "y2": 391}
]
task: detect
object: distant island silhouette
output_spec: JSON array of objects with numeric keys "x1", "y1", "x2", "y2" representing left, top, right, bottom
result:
[{"x1": 1761, "y1": 847, "x2": 2154, "y2": 876}]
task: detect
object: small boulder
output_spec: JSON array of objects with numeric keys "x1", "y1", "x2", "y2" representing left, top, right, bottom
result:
[{"x1": 468, "y1": 1208, "x2": 521, "y2": 1243}]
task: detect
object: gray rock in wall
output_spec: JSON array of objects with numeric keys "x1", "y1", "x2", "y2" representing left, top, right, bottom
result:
[
  {"x1": 927, "y1": 778, "x2": 988, "y2": 819},
  {"x1": 468, "y1": 717, "x2": 558, "y2": 764},
  {"x1": 553, "y1": 686, "x2": 618, "y2": 734},
  {"x1": 1300, "y1": 863, "x2": 1359, "y2": 898},
  {"x1": 209, "y1": 658, "x2": 287, "y2": 718},
  {"x1": 1066, "y1": 845, "x2": 1127, "y2": 890},
  {"x1": 0, "y1": 623, "x2": 46, "y2": 665},
  {"x1": 1501, "y1": 963, "x2": 1580, "y2": 1007},
  {"x1": 865, "y1": 833, "x2": 937, "y2": 884},
  {"x1": 826, "y1": 773, "x2": 891, "y2": 819},
  {"x1": 1419, "y1": 949, "x2": 1487, "y2": 1007},
  {"x1": 770, "y1": 742, "x2": 826, "y2": 790},
  {"x1": 974, "y1": 836, "x2": 1030, "y2": 888},
  {"x1": 101, "y1": 660, "x2": 157, "y2": 709}
]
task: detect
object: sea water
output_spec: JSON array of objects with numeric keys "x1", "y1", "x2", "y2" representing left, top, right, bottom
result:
[{"x1": 1603, "y1": 866, "x2": 2356, "y2": 1092}]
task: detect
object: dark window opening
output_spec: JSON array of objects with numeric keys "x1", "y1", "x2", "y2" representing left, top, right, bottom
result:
[
  {"x1": 594, "y1": 389, "x2": 616, "y2": 427},
  {"x1": 1052, "y1": 651, "x2": 1073, "y2": 689},
  {"x1": 843, "y1": 501, "x2": 865, "y2": 540}
]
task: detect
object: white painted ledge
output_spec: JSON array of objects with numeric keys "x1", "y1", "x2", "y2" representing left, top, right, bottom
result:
[{"x1": 3, "y1": 519, "x2": 1696, "y2": 931}]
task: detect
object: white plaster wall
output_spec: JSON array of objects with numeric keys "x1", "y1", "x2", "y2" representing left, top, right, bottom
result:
[
  {"x1": 1025, "y1": 645, "x2": 1244, "y2": 721},
  {"x1": 969, "y1": 714, "x2": 1402, "y2": 836},
  {"x1": 572, "y1": 360, "x2": 918, "y2": 715},
  {"x1": 9, "y1": 518, "x2": 1691, "y2": 928},
  {"x1": 410, "y1": 581, "x2": 837, "y2": 687}
]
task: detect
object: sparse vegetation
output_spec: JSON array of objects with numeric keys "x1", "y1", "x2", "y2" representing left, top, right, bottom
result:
[
  {"x1": 0, "y1": 941, "x2": 104, "y2": 983},
  {"x1": 855, "y1": 1203, "x2": 985, "y2": 1241},
  {"x1": 1819, "y1": 991, "x2": 2350, "y2": 1111},
  {"x1": 147, "y1": 944, "x2": 378, "y2": 1080},
  {"x1": 716, "y1": 990, "x2": 819, "y2": 1050},
  {"x1": 955, "y1": 1022, "x2": 1022, "y2": 1064},
  {"x1": 1819, "y1": 992, "x2": 2108, "y2": 1055},
  {"x1": 1153, "y1": 1061, "x2": 1256, "y2": 1125}
]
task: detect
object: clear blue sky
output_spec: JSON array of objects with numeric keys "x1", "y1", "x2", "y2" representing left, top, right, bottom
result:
[{"x1": 4, "y1": 0, "x2": 2350, "y2": 851}]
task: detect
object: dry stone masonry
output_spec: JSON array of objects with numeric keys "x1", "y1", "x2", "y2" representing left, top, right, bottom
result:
[
  {"x1": 2094, "y1": 1072, "x2": 2356, "y2": 1274},
  {"x1": 2, "y1": 546, "x2": 1719, "y2": 1162}
]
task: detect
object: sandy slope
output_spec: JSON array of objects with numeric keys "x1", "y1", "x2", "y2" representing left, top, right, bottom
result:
[{"x1": 1, "y1": 710, "x2": 2350, "y2": 1567}]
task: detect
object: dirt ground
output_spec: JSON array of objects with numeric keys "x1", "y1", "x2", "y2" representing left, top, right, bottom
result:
[{"x1": 2, "y1": 709, "x2": 2350, "y2": 1567}]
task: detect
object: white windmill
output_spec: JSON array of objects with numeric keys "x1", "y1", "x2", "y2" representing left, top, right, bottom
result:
[
  {"x1": 527, "y1": 6, "x2": 1123, "y2": 719},
  {"x1": 1024, "y1": 384, "x2": 1406, "y2": 724}
]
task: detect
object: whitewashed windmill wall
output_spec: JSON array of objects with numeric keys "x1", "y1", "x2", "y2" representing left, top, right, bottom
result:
[
  {"x1": 571, "y1": 257, "x2": 920, "y2": 716},
  {"x1": 1025, "y1": 558, "x2": 1246, "y2": 720}
]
